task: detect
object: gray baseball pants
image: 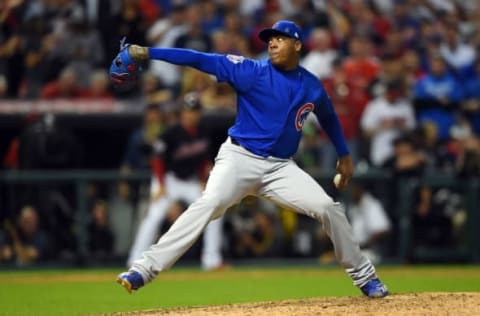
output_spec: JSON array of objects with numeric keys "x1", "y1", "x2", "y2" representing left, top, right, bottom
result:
[{"x1": 132, "y1": 138, "x2": 377, "y2": 287}]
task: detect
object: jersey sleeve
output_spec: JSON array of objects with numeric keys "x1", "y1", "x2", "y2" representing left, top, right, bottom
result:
[
  {"x1": 215, "y1": 55, "x2": 259, "y2": 93},
  {"x1": 313, "y1": 85, "x2": 349, "y2": 157},
  {"x1": 147, "y1": 48, "x2": 257, "y2": 92},
  {"x1": 148, "y1": 47, "x2": 222, "y2": 76}
]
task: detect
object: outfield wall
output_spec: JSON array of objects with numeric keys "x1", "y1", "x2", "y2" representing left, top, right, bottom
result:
[{"x1": 0, "y1": 170, "x2": 478, "y2": 268}]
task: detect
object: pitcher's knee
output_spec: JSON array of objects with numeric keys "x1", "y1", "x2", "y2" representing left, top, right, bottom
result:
[{"x1": 308, "y1": 201, "x2": 342, "y2": 221}]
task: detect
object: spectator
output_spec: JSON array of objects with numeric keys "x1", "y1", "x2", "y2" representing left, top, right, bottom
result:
[
  {"x1": 181, "y1": 67, "x2": 236, "y2": 111},
  {"x1": 380, "y1": 133, "x2": 427, "y2": 244},
  {"x1": 233, "y1": 211, "x2": 283, "y2": 258},
  {"x1": 373, "y1": 55, "x2": 405, "y2": 98},
  {"x1": 411, "y1": 185, "x2": 458, "y2": 255},
  {"x1": 439, "y1": 23, "x2": 476, "y2": 80},
  {"x1": 222, "y1": 11, "x2": 246, "y2": 41},
  {"x1": 401, "y1": 49, "x2": 426, "y2": 95},
  {"x1": 447, "y1": 119, "x2": 480, "y2": 177},
  {"x1": 56, "y1": 18, "x2": 105, "y2": 88},
  {"x1": 180, "y1": 68, "x2": 215, "y2": 106},
  {"x1": 147, "y1": 1, "x2": 188, "y2": 88},
  {"x1": 301, "y1": 28, "x2": 337, "y2": 80},
  {"x1": 138, "y1": 0, "x2": 161, "y2": 27},
  {"x1": 87, "y1": 199, "x2": 114, "y2": 259},
  {"x1": 348, "y1": 0, "x2": 390, "y2": 45},
  {"x1": 81, "y1": 0, "x2": 117, "y2": 68},
  {"x1": 121, "y1": 104, "x2": 164, "y2": 171},
  {"x1": 200, "y1": 0, "x2": 223, "y2": 33},
  {"x1": 383, "y1": 134, "x2": 426, "y2": 178},
  {"x1": 228, "y1": 197, "x2": 283, "y2": 259},
  {"x1": 79, "y1": 69, "x2": 114, "y2": 100},
  {"x1": 50, "y1": 0, "x2": 86, "y2": 37},
  {"x1": 413, "y1": 53, "x2": 464, "y2": 141},
  {"x1": 39, "y1": 67, "x2": 83, "y2": 99},
  {"x1": 20, "y1": 16, "x2": 56, "y2": 98},
  {"x1": 139, "y1": 71, "x2": 173, "y2": 105},
  {"x1": 361, "y1": 79, "x2": 416, "y2": 167},
  {"x1": 211, "y1": 30, "x2": 233, "y2": 54},
  {"x1": 416, "y1": 121, "x2": 455, "y2": 174},
  {"x1": 106, "y1": 0, "x2": 147, "y2": 74},
  {"x1": 342, "y1": 35, "x2": 381, "y2": 96},
  {"x1": 320, "y1": 58, "x2": 369, "y2": 168},
  {"x1": 347, "y1": 181, "x2": 391, "y2": 264},
  {"x1": 11, "y1": 205, "x2": 51, "y2": 266},
  {"x1": 174, "y1": 3, "x2": 212, "y2": 52}
]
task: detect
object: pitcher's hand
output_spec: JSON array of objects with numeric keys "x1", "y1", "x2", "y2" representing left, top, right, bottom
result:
[{"x1": 335, "y1": 155, "x2": 354, "y2": 190}]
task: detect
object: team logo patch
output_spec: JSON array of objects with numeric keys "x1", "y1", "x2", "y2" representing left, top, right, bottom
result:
[
  {"x1": 226, "y1": 54, "x2": 245, "y2": 64},
  {"x1": 295, "y1": 103, "x2": 314, "y2": 131}
]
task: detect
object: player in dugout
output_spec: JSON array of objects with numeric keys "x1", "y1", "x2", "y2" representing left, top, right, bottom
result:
[{"x1": 111, "y1": 20, "x2": 388, "y2": 298}]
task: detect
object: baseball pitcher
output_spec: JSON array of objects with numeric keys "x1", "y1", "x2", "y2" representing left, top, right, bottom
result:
[{"x1": 112, "y1": 20, "x2": 388, "y2": 298}]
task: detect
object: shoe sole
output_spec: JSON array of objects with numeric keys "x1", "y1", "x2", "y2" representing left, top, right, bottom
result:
[
  {"x1": 116, "y1": 276, "x2": 133, "y2": 294},
  {"x1": 367, "y1": 291, "x2": 389, "y2": 298}
]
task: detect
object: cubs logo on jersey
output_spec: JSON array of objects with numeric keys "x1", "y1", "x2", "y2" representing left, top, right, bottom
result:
[{"x1": 295, "y1": 103, "x2": 314, "y2": 131}]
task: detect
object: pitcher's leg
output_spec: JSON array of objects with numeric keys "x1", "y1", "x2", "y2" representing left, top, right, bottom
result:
[
  {"x1": 260, "y1": 160, "x2": 377, "y2": 287},
  {"x1": 127, "y1": 197, "x2": 171, "y2": 266},
  {"x1": 131, "y1": 193, "x2": 233, "y2": 282},
  {"x1": 131, "y1": 144, "x2": 249, "y2": 283}
]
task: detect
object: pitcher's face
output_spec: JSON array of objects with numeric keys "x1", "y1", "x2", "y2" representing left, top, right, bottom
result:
[{"x1": 267, "y1": 35, "x2": 301, "y2": 71}]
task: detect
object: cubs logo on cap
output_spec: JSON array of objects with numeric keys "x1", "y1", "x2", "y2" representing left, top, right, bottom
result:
[{"x1": 259, "y1": 20, "x2": 303, "y2": 43}]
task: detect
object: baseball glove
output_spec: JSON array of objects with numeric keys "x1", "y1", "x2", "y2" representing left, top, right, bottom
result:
[{"x1": 109, "y1": 37, "x2": 149, "y2": 89}]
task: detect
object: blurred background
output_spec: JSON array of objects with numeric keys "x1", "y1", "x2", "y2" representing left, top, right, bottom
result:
[{"x1": 0, "y1": 0, "x2": 479, "y2": 269}]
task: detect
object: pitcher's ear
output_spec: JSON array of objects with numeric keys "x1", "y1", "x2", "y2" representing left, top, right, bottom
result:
[{"x1": 295, "y1": 40, "x2": 302, "y2": 53}]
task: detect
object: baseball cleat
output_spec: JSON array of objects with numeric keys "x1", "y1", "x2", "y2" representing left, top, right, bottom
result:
[
  {"x1": 116, "y1": 270, "x2": 144, "y2": 293},
  {"x1": 360, "y1": 278, "x2": 389, "y2": 298}
]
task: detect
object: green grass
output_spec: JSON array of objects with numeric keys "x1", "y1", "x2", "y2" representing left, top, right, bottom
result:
[{"x1": 0, "y1": 265, "x2": 479, "y2": 316}]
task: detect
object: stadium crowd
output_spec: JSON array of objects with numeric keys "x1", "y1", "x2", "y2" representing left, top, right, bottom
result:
[{"x1": 1, "y1": 0, "x2": 480, "y2": 267}]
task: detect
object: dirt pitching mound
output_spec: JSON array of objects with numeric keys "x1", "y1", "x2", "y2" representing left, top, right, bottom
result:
[{"x1": 113, "y1": 292, "x2": 480, "y2": 316}]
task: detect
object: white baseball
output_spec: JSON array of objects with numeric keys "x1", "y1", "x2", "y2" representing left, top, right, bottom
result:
[{"x1": 333, "y1": 173, "x2": 342, "y2": 188}]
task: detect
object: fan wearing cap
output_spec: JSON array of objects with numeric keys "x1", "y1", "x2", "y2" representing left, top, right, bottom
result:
[
  {"x1": 116, "y1": 20, "x2": 388, "y2": 299},
  {"x1": 126, "y1": 92, "x2": 225, "y2": 272}
]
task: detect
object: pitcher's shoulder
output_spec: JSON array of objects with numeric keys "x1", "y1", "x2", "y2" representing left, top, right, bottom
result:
[{"x1": 299, "y1": 66, "x2": 322, "y2": 83}]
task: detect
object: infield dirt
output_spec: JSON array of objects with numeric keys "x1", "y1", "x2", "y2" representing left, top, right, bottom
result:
[{"x1": 111, "y1": 292, "x2": 480, "y2": 315}]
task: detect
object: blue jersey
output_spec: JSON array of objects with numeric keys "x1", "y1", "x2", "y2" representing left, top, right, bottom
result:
[{"x1": 148, "y1": 48, "x2": 348, "y2": 159}]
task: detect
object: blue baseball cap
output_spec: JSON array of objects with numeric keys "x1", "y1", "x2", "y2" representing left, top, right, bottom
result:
[{"x1": 259, "y1": 20, "x2": 303, "y2": 43}]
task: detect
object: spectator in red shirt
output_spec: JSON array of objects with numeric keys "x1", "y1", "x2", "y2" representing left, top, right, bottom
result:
[
  {"x1": 342, "y1": 35, "x2": 381, "y2": 92},
  {"x1": 78, "y1": 70, "x2": 114, "y2": 100},
  {"x1": 318, "y1": 58, "x2": 370, "y2": 169},
  {"x1": 39, "y1": 67, "x2": 83, "y2": 99}
]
